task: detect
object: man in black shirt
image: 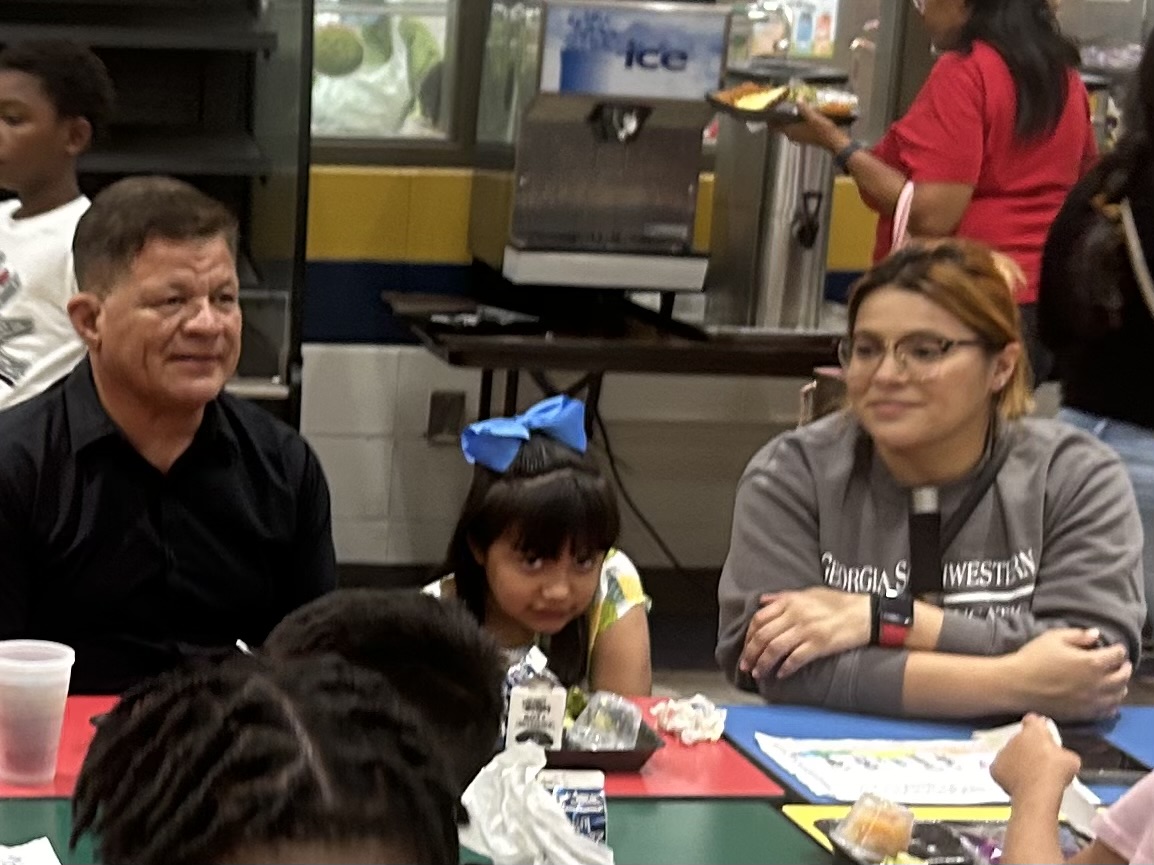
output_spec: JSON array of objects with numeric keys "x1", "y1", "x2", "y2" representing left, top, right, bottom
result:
[{"x1": 0, "y1": 176, "x2": 336, "y2": 693}]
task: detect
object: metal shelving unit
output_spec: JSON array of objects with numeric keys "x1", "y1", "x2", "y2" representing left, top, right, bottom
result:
[
  {"x1": 0, "y1": 0, "x2": 314, "y2": 426},
  {"x1": 81, "y1": 129, "x2": 270, "y2": 175},
  {"x1": 0, "y1": 16, "x2": 278, "y2": 51}
]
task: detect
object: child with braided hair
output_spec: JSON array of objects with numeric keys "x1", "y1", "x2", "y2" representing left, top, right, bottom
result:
[
  {"x1": 71, "y1": 653, "x2": 459, "y2": 865},
  {"x1": 264, "y1": 588, "x2": 506, "y2": 793}
]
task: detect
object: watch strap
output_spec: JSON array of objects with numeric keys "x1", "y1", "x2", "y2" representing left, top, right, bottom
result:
[
  {"x1": 880, "y1": 620, "x2": 910, "y2": 648},
  {"x1": 872, "y1": 592, "x2": 913, "y2": 648},
  {"x1": 834, "y1": 139, "x2": 865, "y2": 174}
]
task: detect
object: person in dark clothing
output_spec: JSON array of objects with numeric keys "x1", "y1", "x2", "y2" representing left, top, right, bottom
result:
[
  {"x1": 1038, "y1": 27, "x2": 1154, "y2": 634},
  {"x1": 0, "y1": 176, "x2": 336, "y2": 693}
]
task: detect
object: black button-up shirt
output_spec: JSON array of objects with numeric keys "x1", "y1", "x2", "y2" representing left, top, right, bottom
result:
[{"x1": 0, "y1": 360, "x2": 336, "y2": 694}]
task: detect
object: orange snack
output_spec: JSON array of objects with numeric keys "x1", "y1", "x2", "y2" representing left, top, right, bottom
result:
[{"x1": 830, "y1": 793, "x2": 915, "y2": 862}]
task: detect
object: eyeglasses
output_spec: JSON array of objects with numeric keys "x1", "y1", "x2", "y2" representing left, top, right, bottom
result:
[{"x1": 838, "y1": 334, "x2": 989, "y2": 379}]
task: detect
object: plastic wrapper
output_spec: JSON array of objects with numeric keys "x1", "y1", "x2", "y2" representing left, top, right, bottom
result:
[
  {"x1": 650, "y1": 694, "x2": 727, "y2": 745},
  {"x1": 829, "y1": 793, "x2": 915, "y2": 864},
  {"x1": 461, "y1": 745, "x2": 614, "y2": 865},
  {"x1": 566, "y1": 692, "x2": 642, "y2": 751}
]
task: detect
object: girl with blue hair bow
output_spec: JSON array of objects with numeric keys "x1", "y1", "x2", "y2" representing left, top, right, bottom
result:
[{"x1": 424, "y1": 395, "x2": 652, "y2": 695}]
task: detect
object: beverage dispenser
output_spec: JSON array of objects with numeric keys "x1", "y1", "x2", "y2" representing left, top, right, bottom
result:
[
  {"x1": 470, "y1": 0, "x2": 730, "y2": 292},
  {"x1": 704, "y1": 59, "x2": 851, "y2": 330}
]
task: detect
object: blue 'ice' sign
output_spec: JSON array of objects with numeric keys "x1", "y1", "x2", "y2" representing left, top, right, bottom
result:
[{"x1": 539, "y1": 2, "x2": 729, "y2": 100}]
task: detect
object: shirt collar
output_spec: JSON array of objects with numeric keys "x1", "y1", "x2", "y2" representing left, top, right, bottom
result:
[
  {"x1": 65, "y1": 358, "x2": 240, "y2": 462},
  {"x1": 65, "y1": 358, "x2": 120, "y2": 456}
]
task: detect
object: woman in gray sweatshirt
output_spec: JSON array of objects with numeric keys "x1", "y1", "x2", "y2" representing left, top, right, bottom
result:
[{"x1": 717, "y1": 240, "x2": 1144, "y2": 722}]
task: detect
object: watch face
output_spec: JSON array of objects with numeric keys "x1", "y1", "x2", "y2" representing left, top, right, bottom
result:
[
  {"x1": 880, "y1": 609, "x2": 913, "y2": 627},
  {"x1": 879, "y1": 593, "x2": 914, "y2": 626}
]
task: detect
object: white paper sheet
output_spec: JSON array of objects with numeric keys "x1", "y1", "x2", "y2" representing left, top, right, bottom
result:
[
  {"x1": 754, "y1": 730, "x2": 1103, "y2": 811},
  {"x1": 0, "y1": 838, "x2": 62, "y2": 865}
]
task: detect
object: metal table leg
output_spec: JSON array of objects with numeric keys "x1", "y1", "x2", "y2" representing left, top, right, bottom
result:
[
  {"x1": 479, "y1": 369, "x2": 494, "y2": 419},
  {"x1": 503, "y1": 369, "x2": 520, "y2": 415}
]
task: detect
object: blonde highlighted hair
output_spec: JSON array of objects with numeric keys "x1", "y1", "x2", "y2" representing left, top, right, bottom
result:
[{"x1": 847, "y1": 239, "x2": 1034, "y2": 419}]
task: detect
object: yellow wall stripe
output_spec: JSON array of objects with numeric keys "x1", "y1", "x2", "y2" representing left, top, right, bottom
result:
[{"x1": 306, "y1": 166, "x2": 878, "y2": 271}]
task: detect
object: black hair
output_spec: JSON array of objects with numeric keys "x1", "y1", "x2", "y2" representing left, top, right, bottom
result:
[
  {"x1": 1081, "y1": 26, "x2": 1154, "y2": 205},
  {"x1": 72, "y1": 653, "x2": 459, "y2": 865},
  {"x1": 956, "y1": 0, "x2": 1081, "y2": 139},
  {"x1": 1060, "y1": 28, "x2": 1154, "y2": 336},
  {"x1": 73, "y1": 175, "x2": 239, "y2": 296},
  {"x1": 263, "y1": 588, "x2": 506, "y2": 793},
  {"x1": 442, "y1": 432, "x2": 620, "y2": 687},
  {"x1": 0, "y1": 40, "x2": 115, "y2": 141}
]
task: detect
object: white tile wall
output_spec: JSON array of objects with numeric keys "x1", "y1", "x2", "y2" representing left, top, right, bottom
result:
[
  {"x1": 300, "y1": 345, "x2": 400, "y2": 436},
  {"x1": 331, "y1": 519, "x2": 390, "y2": 564},
  {"x1": 598, "y1": 420, "x2": 787, "y2": 569},
  {"x1": 386, "y1": 519, "x2": 459, "y2": 566},
  {"x1": 301, "y1": 344, "x2": 804, "y2": 567},
  {"x1": 309, "y1": 436, "x2": 393, "y2": 520},
  {"x1": 394, "y1": 350, "x2": 484, "y2": 438},
  {"x1": 388, "y1": 440, "x2": 475, "y2": 523}
]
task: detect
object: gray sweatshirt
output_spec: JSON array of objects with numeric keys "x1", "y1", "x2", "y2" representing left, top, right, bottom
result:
[{"x1": 716, "y1": 413, "x2": 1146, "y2": 715}]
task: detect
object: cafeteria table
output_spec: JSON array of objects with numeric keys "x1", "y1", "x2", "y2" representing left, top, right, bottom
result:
[
  {"x1": 4, "y1": 797, "x2": 829, "y2": 865},
  {"x1": 724, "y1": 704, "x2": 1154, "y2": 807},
  {"x1": 1, "y1": 697, "x2": 830, "y2": 865}
]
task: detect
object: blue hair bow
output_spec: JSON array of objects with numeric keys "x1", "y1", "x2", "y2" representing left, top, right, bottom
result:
[{"x1": 461, "y1": 395, "x2": 588, "y2": 472}]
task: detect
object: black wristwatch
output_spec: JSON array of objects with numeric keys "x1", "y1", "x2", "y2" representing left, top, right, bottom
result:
[
  {"x1": 834, "y1": 139, "x2": 865, "y2": 174},
  {"x1": 870, "y1": 592, "x2": 914, "y2": 648}
]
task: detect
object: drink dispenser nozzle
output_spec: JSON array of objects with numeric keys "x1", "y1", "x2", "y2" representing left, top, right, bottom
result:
[
  {"x1": 794, "y1": 190, "x2": 823, "y2": 248},
  {"x1": 589, "y1": 104, "x2": 651, "y2": 143}
]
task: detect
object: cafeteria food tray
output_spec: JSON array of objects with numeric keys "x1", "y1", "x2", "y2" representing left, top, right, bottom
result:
[
  {"x1": 544, "y1": 720, "x2": 665, "y2": 773},
  {"x1": 708, "y1": 82, "x2": 858, "y2": 126},
  {"x1": 815, "y1": 818, "x2": 1091, "y2": 865}
]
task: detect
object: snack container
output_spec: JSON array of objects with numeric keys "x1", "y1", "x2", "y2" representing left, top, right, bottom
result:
[
  {"x1": 828, "y1": 793, "x2": 915, "y2": 865},
  {"x1": 566, "y1": 692, "x2": 643, "y2": 751}
]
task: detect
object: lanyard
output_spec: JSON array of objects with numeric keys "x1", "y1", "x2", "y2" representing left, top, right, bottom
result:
[
  {"x1": 904, "y1": 431, "x2": 1012, "y2": 598},
  {"x1": 908, "y1": 487, "x2": 941, "y2": 597}
]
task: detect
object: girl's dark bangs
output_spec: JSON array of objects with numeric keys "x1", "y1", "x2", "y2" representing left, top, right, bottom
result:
[{"x1": 476, "y1": 469, "x2": 619, "y2": 560}]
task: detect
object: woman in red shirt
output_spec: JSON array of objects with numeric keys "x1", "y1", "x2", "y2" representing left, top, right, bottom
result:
[{"x1": 785, "y1": 0, "x2": 1096, "y2": 381}]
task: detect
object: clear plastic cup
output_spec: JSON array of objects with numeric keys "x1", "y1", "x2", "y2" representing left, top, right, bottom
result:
[{"x1": 0, "y1": 640, "x2": 75, "y2": 786}]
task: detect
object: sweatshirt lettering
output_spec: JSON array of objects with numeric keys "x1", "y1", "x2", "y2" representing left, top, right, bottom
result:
[{"x1": 821, "y1": 548, "x2": 1037, "y2": 607}]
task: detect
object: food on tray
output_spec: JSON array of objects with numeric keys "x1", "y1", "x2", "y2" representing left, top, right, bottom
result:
[
  {"x1": 566, "y1": 685, "x2": 590, "y2": 724},
  {"x1": 736, "y1": 84, "x2": 789, "y2": 111},
  {"x1": 710, "y1": 81, "x2": 859, "y2": 120},
  {"x1": 830, "y1": 793, "x2": 915, "y2": 863},
  {"x1": 813, "y1": 88, "x2": 860, "y2": 118},
  {"x1": 566, "y1": 692, "x2": 642, "y2": 752},
  {"x1": 711, "y1": 81, "x2": 788, "y2": 110}
]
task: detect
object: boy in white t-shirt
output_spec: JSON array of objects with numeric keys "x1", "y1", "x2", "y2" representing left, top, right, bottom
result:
[{"x1": 0, "y1": 40, "x2": 114, "y2": 408}]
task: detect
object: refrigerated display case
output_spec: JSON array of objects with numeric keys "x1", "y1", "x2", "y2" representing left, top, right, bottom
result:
[
  {"x1": 311, "y1": 0, "x2": 457, "y2": 139},
  {"x1": 724, "y1": 0, "x2": 892, "y2": 139}
]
